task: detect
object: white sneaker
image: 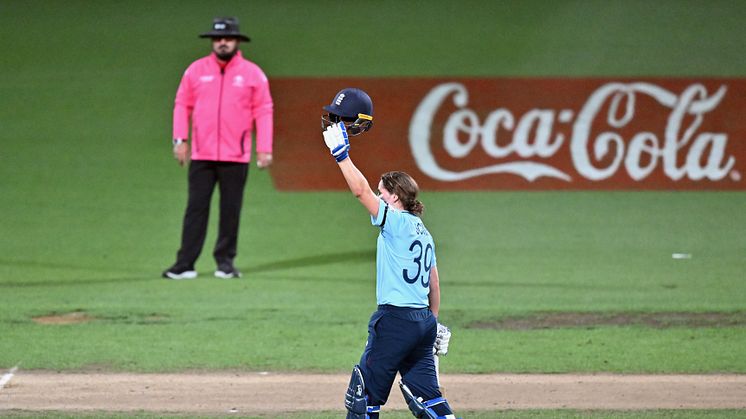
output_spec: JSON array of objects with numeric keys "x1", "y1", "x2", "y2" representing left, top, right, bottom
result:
[
  {"x1": 214, "y1": 267, "x2": 242, "y2": 279},
  {"x1": 162, "y1": 267, "x2": 197, "y2": 280}
]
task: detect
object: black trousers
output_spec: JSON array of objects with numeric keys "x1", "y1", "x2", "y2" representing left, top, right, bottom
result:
[{"x1": 174, "y1": 160, "x2": 249, "y2": 270}]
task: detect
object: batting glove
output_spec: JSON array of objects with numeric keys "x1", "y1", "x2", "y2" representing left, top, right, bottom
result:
[
  {"x1": 434, "y1": 323, "x2": 451, "y2": 356},
  {"x1": 323, "y1": 122, "x2": 350, "y2": 162}
]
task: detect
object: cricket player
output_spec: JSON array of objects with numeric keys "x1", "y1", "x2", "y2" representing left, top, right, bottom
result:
[{"x1": 321, "y1": 88, "x2": 456, "y2": 419}]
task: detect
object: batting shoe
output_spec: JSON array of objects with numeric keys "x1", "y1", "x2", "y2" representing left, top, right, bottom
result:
[
  {"x1": 162, "y1": 265, "x2": 197, "y2": 280},
  {"x1": 215, "y1": 265, "x2": 242, "y2": 279}
]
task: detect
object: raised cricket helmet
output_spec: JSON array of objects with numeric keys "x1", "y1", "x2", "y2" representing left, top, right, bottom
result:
[{"x1": 322, "y1": 88, "x2": 373, "y2": 136}]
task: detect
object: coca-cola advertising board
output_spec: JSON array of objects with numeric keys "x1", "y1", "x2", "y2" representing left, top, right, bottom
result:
[{"x1": 269, "y1": 78, "x2": 745, "y2": 190}]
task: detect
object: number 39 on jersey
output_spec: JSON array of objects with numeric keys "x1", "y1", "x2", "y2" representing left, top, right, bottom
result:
[{"x1": 403, "y1": 239, "x2": 433, "y2": 287}]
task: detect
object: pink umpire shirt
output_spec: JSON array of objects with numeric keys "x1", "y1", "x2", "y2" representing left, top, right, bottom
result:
[{"x1": 173, "y1": 50, "x2": 273, "y2": 163}]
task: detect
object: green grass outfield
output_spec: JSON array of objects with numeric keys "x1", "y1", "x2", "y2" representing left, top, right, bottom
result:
[
  {"x1": 2, "y1": 182, "x2": 745, "y2": 372},
  {"x1": 1, "y1": 0, "x2": 746, "y2": 415}
]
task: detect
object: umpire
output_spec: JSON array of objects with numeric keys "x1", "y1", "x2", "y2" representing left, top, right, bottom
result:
[{"x1": 163, "y1": 17, "x2": 274, "y2": 280}]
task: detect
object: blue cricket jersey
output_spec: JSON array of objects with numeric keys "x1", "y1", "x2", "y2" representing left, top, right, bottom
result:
[{"x1": 370, "y1": 198, "x2": 436, "y2": 308}]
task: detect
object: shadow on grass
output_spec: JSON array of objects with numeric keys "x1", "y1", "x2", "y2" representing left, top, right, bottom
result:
[
  {"x1": 0, "y1": 250, "x2": 376, "y2": 287},
  {"x1": 0, "y1": 258, "x2": 163, "y2": 288},
  {"x1": 241, "y1": 249, "x2": 375, "y2": 274},
  {"x1": 451, "y1": 280, "x2": 628, "y2": 290},
  {"x1": 469, "y1": 311, "x2": 746, "y2": 330},
  {"x1": 0, "y1": 274, "x2": 155, "y2": 288}
]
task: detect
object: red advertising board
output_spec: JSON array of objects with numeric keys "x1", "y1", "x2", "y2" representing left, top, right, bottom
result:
[{"x1": 269, "y1": 78, "x2": 746, "y2": 190}]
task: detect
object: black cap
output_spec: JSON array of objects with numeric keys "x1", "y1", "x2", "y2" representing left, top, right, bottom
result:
[{"x1": 199, "y1": 17, "x2": 250, "y2": 42}]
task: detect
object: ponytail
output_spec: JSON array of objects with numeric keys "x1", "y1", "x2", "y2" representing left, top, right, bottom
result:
[{"x1": 409, "y1": 199, "x2": 424, "y2": 216}]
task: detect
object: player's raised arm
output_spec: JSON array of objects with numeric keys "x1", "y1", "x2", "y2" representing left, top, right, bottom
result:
[
  {"x1": 322, "y1": 123, "x2": 379, "y2": 217},
  {"x1": 320, "y1": 88, "x2": 377, "y2": 217},
  {"x1": 338, "y1": 159, "x2": 380, "y2": 218}
]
